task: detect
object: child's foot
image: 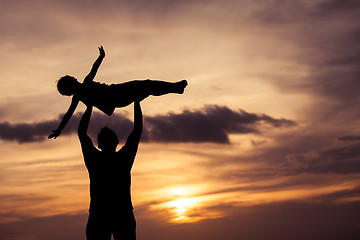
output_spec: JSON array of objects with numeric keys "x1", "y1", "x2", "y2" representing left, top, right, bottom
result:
[{"x1": 174, "y1": 80, "x2": 188, "y2": 94}]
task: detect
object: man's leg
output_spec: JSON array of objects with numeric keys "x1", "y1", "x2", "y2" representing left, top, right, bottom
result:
[
  {"x1": 113, "y1": 211, "x2": 136, "y2": 240},
  {"x1": 86, "y1": 213, "x2": 112, "y2": 240}
]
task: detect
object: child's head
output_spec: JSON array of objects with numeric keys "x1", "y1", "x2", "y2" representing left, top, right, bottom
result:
[
  {"x1": 97, "y1": 127, "x2": 119, "y2": 152},
  {"x1": 57, "y1": 75, "x2": 79, "y2": 96}
]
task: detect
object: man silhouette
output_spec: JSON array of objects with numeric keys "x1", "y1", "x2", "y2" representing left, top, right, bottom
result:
[{"x1": 78, "y1": 101, "x2": 142, "y2": 240}]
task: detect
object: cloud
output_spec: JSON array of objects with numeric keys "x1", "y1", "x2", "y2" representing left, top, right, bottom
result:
[
  {"x1": 0, "y1": 0, "x2": 199, "y2": 45},
  {"x1": 0, "y1": 111, "x2": 133, "y2": 143},
  {"x1": 197, "y1": 131, "x2": 360, "y2": 184},
  {"x1": 145, "y1": 105, "x2": 296, "y2": 143},
  {"x1": 228, "y1": 142, "x2": 360, "y2": 178},
  {"x1": 0, "y1": 193, "x2": 56, "y2": 224},
  {"x1": 0, "y1": 105, "x2": 296, "y2": 144},
  {"x1": 318, "y1": 186, "x2": 360, "y2": 204},
  {"x1": 245, "y1": 0, "x2": 360, "y2": 122},
  {"x1": 236, "y1": 142, "x2": 360, "y2": 178},
  {"x1": 0, "y1": 120, "x2": 59, "y2": 143},
  {"x1": 338, "y1": 135, "x2": 360, "y2": 142},
  {"x1": 286, "y1": 143, "x2": 360, "y2": 175}
]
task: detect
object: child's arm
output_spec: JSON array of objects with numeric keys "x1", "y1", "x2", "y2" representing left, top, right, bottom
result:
[
  {"x1": 83, "y1": 46, "x2": 105, "y2": 83},
  {"x1": 48, "y1": 96, "x2": 79, "y2": 139}
]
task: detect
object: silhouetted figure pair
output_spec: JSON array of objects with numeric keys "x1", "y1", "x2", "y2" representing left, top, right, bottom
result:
[
  {"x1": 49, "y1": 46, "x2": 188, "y2": 239},
  {"x1": 78, "y1": 101, "x2": 142, "y2": 240},
  {"x1": 49, "y1": 46, "x2": 187, "y2": 139}
]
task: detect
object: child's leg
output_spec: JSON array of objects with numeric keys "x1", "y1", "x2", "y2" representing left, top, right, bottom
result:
[
  {"x1": 114, "y1": 80, "x2": 187, "y2": 107},
  {"x1": 141, "y1": 79, "x2": 187, "y2": 96}
]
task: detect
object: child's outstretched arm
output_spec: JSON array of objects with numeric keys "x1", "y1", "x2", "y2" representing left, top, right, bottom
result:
[
  {"x1": 83, "y1": 46, "x2": 105, "y2": 83},
  {"x1": 48, "y1": 96, "x2": 79, "y2": 139}
]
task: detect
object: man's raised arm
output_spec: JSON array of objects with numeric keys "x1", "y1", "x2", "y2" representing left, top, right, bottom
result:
[
  {"x1": 84, "y1": 46, "x2": 105, "y2": 82},
  {"x1": 133, "y1": 101, "x2": 143, "y2": 137},
  {"x1": 78, "y1": 106, "x2": 95, "y2": 150},
  {"x1": 122, "y1": 101, "x2": 143, "y2": 157}
]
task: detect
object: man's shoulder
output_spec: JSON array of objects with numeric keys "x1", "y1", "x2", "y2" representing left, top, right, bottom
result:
[
  {"x1": 83, "y1": 147, "x2": 101, "y2": 166},
  {"x1": 82, "y1": 145, "x2": 101, "y2": 156},
  {"x1": 117, "y1": 146, "x2": 128, "y2": 154}
]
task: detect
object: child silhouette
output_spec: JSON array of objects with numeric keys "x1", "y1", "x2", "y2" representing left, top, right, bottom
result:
[{"x1": 49, "y1": 46, "x2": 187, "y2": 139}]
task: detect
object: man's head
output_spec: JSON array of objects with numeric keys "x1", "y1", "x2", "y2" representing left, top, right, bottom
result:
[
  {"x1": 97, "y1": 127, "x2": 119, "y2": 152},
  {"x1": 57, "y1": 75, "x2": 80, "y2": 96}
]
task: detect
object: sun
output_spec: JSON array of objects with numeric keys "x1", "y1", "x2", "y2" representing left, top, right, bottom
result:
[
  {"x1": 153, "y1": 186, "x2": 224, "y2": 223},
  {"x1": 165, "y1": 197, "x2": 200, "y2": 222},
  {"x1": 159, "y1": 186, "x2": 202, "y2": 223}
]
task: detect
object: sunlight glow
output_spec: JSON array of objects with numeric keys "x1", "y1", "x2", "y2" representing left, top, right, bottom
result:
[
  {"x1": 165, "y1": 197, "x2": 200, "y2": 223},
  {"x1": 168, "y1": 187, "x2": 191, "y2": 197},
  {"x1": 154, "y1": 187, "x2": 203, "y2": 223},
  {"x1": 154, "y1": 186, "x2": 225, "y2": 223}
]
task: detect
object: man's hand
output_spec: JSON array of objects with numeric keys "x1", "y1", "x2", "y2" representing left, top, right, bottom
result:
[
  {"x1": 98, "y1": 46, "x2": 105, "y2": 57},
  {"x1": 48, "y1": 129, "x2": 61, "y2": 139},
  {"x1": 134, "y1": 94, "x2": 147, "y2": 103}
]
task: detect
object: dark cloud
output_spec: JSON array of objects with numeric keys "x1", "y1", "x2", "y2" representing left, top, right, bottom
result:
[
  {"x1": 199, "y1": 134, "x2": 360, "y2": 184},
  {"x1": 251, "y1": 139, "x2": 267, "y2": 146},
  {"x1": 0, "y1": 120, "x2": 59, "y2": 143},
  {"x1": 145, "y1": 105, "x2": 296, "y2": 143},
  {"x1": 0, "y1": 111, "x2": 133, "y2": 143},
  {"x1": 250, "y1": 0, "x2": 360, "y2": 114},
  {"x1": 338, "y1": 135, "x2": 360, "y2": 142},
  {"x1": 0, "y1": 0, "x2": 187, "y2": 47},
  {"x1": 235, "y1": 143, "x2": 360, "y2": 178},
  {"x1": 253, "y1": 0, "x2": 360, "y2": 23},
  {"x1": 317, "y1": 186, "x2": 360, "y2": 204},
  {"x1": 302, "y1": 7, "x2": 360, "y2": 104},
  {"x1": 287, "y1": 143, "x2": 360, "y2": 175},
  {"x1": 0, "y1": 105, "x2": 296, "y2": 144},
  {"x1": 319, "y1": 0, "x2": 360, "y2": 12}
]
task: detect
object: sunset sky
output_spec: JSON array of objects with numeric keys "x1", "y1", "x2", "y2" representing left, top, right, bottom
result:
[{"x1": 1, "y1": 0, "x2": 360, "y2": 239}]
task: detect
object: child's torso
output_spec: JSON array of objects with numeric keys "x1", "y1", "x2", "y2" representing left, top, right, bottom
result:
[{"x1": 77, "y1": 81, "x2": 117, "y2": 116}]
